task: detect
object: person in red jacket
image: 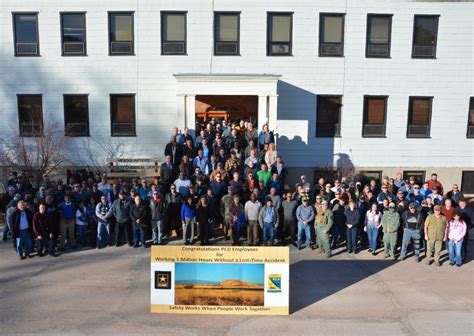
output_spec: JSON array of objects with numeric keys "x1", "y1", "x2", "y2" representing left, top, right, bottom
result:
[
  {"x1": 425, "y1": 173, "x2": 444, "y2": 195},
  {"x1": 33, "y1": 203, "x2": 56, "y2": 257}
]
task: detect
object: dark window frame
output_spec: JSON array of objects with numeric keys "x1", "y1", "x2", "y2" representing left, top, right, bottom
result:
[
  {"x1": 12, "y1": 12, "x2": 40, "y2": 57},
  {"x1": 108, "y1": 11, "x2": 135, "y2": 56},
  {"x1": 319, "y1": 13, "x2": 345, "y2": 57},
  {"x1": 362, "y1": 95, "x2": 388, "y2": 138},
  {"x1": 366, "y1": 14, "x2": 392, "y2": 58},
  {"x1": 364, "y1": 170, "x2": 383, "y2": 184},
  {"x1": 406, "y1": 96, "x2": 433, "y2": 138},
  {"x1": 403, "y1": 171, "x2": 426, "y2": 186},
  {"x1": 60, "y1": 12, "x2": 87, "y2": 57},
  {"x1": 461, "y1": 171, "x2": 474, "y2": 194},
  {"x1": 213, "y1": 11, "x2": 241, "y2": 56},
  {"x1": 266, "y1": 12, "x2": 293, "y2": 57},
  {"x1": 467, "y1": 97, "x2": 474, "y2": 138},
  {"x1": 17, "y1": 94, "x2": 43, "y2": 137},
  {"x1": 110, "y1": 94, "x2": 136, "y2": 137},
  {"x1": 160, "y1": 11, "x2": 187, "y2": 56},
  {"x1": 316, "y1": 95, "x2": 343, "y2": 138},
  {"x1": 411, "y1": 14, "x2": 439, "y2": 59},
  {"x1": 63, "y1": 94, "x2": 90, "y2": 137}
]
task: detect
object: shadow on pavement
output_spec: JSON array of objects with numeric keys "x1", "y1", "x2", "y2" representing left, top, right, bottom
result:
[{"x1": 290, "y1": 259, "x2": 394, "y2": 314}]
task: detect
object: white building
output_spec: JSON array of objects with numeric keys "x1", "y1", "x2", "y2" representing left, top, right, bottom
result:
[{"x1": 0, "y1": 0, "x2": 473, "y2": 192}]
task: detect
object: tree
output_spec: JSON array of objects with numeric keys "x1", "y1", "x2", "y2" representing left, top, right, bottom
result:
[{"x1": 0, "y1": 119, "x2": 70, "y2": 182}]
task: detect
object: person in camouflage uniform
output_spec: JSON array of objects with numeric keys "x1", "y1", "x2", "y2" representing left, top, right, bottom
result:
[
  {"x1": 220, "y1": 186, "x2": 234, "y2": 241},
  {"x1": 381, "y1": 202, "x2": 400, "y2": 259},
  {"x1": 315, "y1": 201, "x2": 333, "y2": 258}
]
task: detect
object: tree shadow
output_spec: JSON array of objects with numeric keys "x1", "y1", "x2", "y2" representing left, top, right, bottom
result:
[{"x1": 290, "y1": 259, "x2": 394, "y2": 314}]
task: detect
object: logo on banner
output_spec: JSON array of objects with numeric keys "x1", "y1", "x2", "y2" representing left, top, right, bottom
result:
[
  {"x1": 155, "y1": 271, "x2": 172, "y2": 289},
  {"x1": 267, "y1": 274, "x2": 282, "y2": 293}
]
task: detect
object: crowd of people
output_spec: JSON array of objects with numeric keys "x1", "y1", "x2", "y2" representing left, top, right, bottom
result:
[{"x1": 1, "y1": 119, "x2": 472, "y2": 268}]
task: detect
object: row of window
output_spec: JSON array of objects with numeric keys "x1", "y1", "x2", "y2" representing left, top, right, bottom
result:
[
  {"x1": 16, "y1": 95, "x2": 474, "y2": 139},
  {"x1": 13, "y1": 11, "x2": 439, "y2": 58}
]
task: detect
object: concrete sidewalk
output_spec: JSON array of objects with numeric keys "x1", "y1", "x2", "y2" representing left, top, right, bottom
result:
[{"x1": 0, "y1": 237, "x2": 472, "y2": 335}]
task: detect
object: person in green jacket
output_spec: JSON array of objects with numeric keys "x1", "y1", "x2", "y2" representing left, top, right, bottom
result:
[
  {"x1": 381, "y1": 202, "x2": 400, "y2": 259},
  {"x1": 424, "y1": 205, "x2": 448, "y2": 266},
  {"x1": 315, "y1": 201, "x2": 333, "y2": 258}
]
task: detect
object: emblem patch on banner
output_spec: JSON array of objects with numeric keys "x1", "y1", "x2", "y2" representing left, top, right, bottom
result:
[
  {"x1": 155, "y1": 271, "x2": 172, "y2": 289},
  {"x1": 267, "y1": 274, "x2": 282, "y2": 293}
]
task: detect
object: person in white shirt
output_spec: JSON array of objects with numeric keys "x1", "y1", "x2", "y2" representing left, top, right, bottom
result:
[{"x1": 244, "y1": 193, "x2": 262, "y2": 246}]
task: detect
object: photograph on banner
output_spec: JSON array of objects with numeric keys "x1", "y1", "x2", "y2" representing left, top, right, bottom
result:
[{"x1": 175, "y1": 263, "x2": 264, "y2": 306}]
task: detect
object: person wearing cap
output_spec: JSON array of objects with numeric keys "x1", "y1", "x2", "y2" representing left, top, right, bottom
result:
[
  {"x1": 399, "y1": 203, "x2": 423, "y2": 262},
  {"x1": 428, "y1": 186, "x2": 443, "y2": 205},
  {"x1": 315, "y1": 201, "x2": 333, "y2": 257},
  {"x1": 112, "y1": 191, "x2": 132, "y2": 247},
  {"x1": 424, "y1": 205, "x2": 447, "y2": 266},
  {"x1": 377, "y1": 184, "x2": 395, "y2": 205},
  {"x1": 381, "y1": 202, "x2": 400, "y2": 259},
  {"x1": 258, "y1": 197, "x2": 279, "y2": 246},
  {"x1": 281, "y1": 192, "x2": 298, "y2": 246},
  {"x1": 344, "y1": 200, "x2": 360, "y2": 254},
  {"x1": 296, "y1": 197, "x2": 315, "y2": 250}
]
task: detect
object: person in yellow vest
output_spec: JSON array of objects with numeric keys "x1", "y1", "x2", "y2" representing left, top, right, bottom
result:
[{"x1": 424, "y1": 204, "x2": 448, "y2": 266}]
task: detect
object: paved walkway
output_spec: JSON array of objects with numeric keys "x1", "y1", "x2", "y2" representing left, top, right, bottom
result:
[{"x1": 0, "y1": 237, "x2": 472, "y2": 335}]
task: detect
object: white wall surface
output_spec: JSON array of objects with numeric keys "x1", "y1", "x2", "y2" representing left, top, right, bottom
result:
[{"x1": 0, "y1": 0, "x2": 472, "y2": 169}]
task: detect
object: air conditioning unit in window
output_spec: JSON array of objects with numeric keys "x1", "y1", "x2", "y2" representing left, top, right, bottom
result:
[
  {"x1": 16, "y1": 43, "x2": 38, "y2": 55},
  {"x1": 215, "y1": 42, "x2": 238, "y2": 55},
  {"x1": 467, "y1": 125, "x2": 474, "y2": 138},
  {"x1": 367, "y1": 44, "x2": 389, "y2": 57},
  {"x1": 413, "y1": 45, "x2": 435, "y2": 57},
  {"x1": 363, "y1": 124, "x2": 385, "y2": 136},
  {"x1": 270, "y1": 43, "x2": 290, "y2": 55},
  {"x1": 20, "y1": 122, "x2": 42, "y2": 136},
  {"x1": 163, "y1": 42, "x2": 185, "y2": 54},
  {"x1": 112, "y1": 122, "x2": 134, "y2": 135},
  {"x1": 320, "y1": 43, "x2": 342, "y2": 56},
  {"x1": 66, "y1": 122, "x2": 88, "y2": 136},
  {"x1": 64, "y1": 42, "x2": 85, "y2": 55},
  {"x1": 408, "y1": 125, "x2": 429, "y2": 137},
  {"x1": 111, "y1": 41, "x2": 133, "y2": 54}
]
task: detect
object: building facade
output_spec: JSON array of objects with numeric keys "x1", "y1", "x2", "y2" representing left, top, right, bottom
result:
[{"x1": 1, "y1": 0, "x2": 473, "y2": 191}]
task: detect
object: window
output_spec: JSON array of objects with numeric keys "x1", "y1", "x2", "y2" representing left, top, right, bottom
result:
[
  {"x1": 366, "y1": 14, "x2": 392, "y2": 58},
  {"x1": 110, "y1": 94, "x2": 135, "y2": 136},
  {"x1": 461, "y1": 171, "x2": 474, "y2": 194},
  {"x1": 214, "y1": 12, "x2": 240, "y2": 56},
  {"x1": 64, "y1": 95, "x2": 89, "y2": 136},
  {"x1": 267, "y1": 12, "x2": 292, "y2": 56},
  {"x1": 161, "y1": 12, "x2": 186, "y2": 55},
  {"x1": 467, "y1": 97, "x2": 474, "y2": 138},
  {"x1": 403, "y1": 171, "x2": 425, "y2": 186},
  {"x1": 362, "y1": 96, "x2": 387, "y2": 137},
  {"x1": 61, "y1": 13, "x2": 86, "y2": 56},
  {"x1": 412, "y1": 15, "x2": 439, "y2": 58},
  {"x1": 316, "y1": 96, "x2": 342, "y2": 137},
  {"x1": 407, "y1": 97, "x2": 432, "y2": 138},
  {"x1": 13, "y1": 13, "x2": 39, "y2": 56},
  {"x1": 108, "y1": 12, "x2": 134, "y2": 55},
  {"x1": 319, "y1": 13, "x2": 344, "y2": 57},
  {"x1": 17, "y1": 95, "x2": 43, "y2": 136},
  {"x1": 363, "y1": 171, "x2": 383, "y2": 184}
]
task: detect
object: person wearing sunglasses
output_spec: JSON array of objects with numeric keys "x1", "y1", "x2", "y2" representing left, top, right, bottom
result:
[{"x1": 424, "y1": 205, "x2": 448, "y2": 266}]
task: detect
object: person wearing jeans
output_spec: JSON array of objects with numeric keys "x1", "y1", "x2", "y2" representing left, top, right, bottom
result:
[
  {"x1": 130, "y1": 196, "x2": 148, "y2": 248},
  {"x1": 112, "y1": 191, "x2": 131, "y2": 247},
  {"x1": 447, "y1": 212, "x2": 467, "y2": 266},
  {"x1": 33, "y1": 203, "x2": 55, "y2": 257},
  {"x1": 365, "y1": 203, "x2": 382, "y2": 255},
  {"x1": 258, "y1": 198, "x2": 279, "y2": 246},
  {"x1": 181, "y1": 197, "x2": 196, "y2": 245},
  {"x1": 344, "y1": 200, "x2": 360, "y2": 254},
  {"x1": 10, "y1": 200, "x2": 33, "y2": 260},
  {"x1": 150, "y1": 191, "x2": 166, "y2": 245},
  {"x1": 95, "y1": 196, "x2": 113, "y2": 249},
  {"x1": 296, "y1": 197, "x2": 315, "y2": 250},
  {"x1": 399, "y1": 203, "x2": 422, "y2": 262},
  {"x1": 75, "y1": 202, "x2": 88, "y2": 247}
]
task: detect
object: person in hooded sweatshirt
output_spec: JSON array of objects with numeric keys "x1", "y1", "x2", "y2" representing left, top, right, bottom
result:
[{"x1": 381, "y1": 202, "x2": 400, "y2": 260}]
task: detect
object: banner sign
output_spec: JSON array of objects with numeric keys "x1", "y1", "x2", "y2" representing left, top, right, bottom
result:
[{"x1": 150, "y1": 246, "x2": 289, "y2": 315}]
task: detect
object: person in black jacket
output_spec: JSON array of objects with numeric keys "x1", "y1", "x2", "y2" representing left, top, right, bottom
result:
[
  {"x1": 129, "y1": 196, "x2": 148, "y2": 248},
  {"x1": 164, "y1": 136, "x2": 183, "y2": 165},
  {"x1": 9, "y1": 200, "x2": 34, "y2": 260},
  {"x1": 344, "y1": 200, "x2": 360, "y2": 253},
  {"x1": 150, "y1": 191, "x2": 166, "y2": 245},
  {"x1": 32, "y1": 203, "x2": 55, "y2": 257},
  {"x1": 160, "y1": 155, "x2": 178, "y2": 191},
  {"x1": 196, "y1": 196, "x2": 213, "y2": 246}
]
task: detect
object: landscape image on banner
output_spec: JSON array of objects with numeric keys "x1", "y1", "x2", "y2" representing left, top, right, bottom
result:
[{"x1": 175, "y1": 263, "x2": 264, "y2": 306}]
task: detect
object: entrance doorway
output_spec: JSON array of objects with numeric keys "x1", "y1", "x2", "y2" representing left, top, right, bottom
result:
[{"x1": 195, "y1": 95, "x2": 258, "y2": 130}]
